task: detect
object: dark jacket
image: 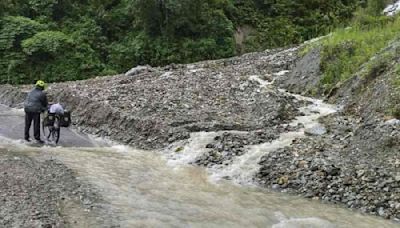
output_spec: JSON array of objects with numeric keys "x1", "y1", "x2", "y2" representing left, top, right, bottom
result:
[{"x1": 24, "y1": 87, "x2": 48, "y2": 113}]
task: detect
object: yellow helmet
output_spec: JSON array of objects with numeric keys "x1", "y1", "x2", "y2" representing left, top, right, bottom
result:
[{"x1": 35, "y1": 80, "x2": 47, "y2": 89}]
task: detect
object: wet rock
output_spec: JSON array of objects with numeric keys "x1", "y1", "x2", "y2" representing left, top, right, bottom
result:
[
  {"x1": 305, "y1": 124, "x2": 327, "y2": 136},
  {"x1": 384, "y1": 119, "x2": 400, "y2": 126}
]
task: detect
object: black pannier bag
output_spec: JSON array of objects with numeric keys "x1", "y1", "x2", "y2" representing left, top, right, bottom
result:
[
  {"x1": 60, "y1": 111, "x2": 72, "y2": 127},
  {"x1": 44, "y1": 113, "x2": 55, "y2": 126}
]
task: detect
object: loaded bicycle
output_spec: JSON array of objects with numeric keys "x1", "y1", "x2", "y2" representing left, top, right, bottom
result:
[{"x1": 42, "y1": 103, "x2": 71, "y2": 144}]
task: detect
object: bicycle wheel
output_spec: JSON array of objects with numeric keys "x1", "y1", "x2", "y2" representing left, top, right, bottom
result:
[
  {"x1": 54, "y1": 127, "x2": 60, "y2": 144},
  {"x1": 53, "y1": 116, "x2": 61, "y2": 144},
  {"x1": 46, "y1": 127, "x2": 51, "y2": 140}
]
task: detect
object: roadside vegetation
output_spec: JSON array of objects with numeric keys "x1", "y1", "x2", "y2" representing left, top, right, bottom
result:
[
  {"x1": 307, "y1": 0, "x2": 399, "y2": 93},
  {"x1": 0, "y1": 0, "x2": 361, "y2": 84},
  {"x1": 320, "y1": 14, "x2": 400, "y2": 92}
]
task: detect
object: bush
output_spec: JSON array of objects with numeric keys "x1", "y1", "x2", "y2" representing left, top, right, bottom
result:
[{"x1": 22, "y1": 31, "x2": 72, "y2": 55}]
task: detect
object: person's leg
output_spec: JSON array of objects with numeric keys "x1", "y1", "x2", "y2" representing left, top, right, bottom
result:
[
  {"x1": 33, "y1": 112, "x2": 41, "y2": 140},
  {"x1": 24, "y1": 112, "x2": 33, "y2": 140}
]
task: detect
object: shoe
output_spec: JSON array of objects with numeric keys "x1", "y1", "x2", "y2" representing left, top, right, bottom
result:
[
  {"x1": 35, "y1": 139, "x2": 45, "y2": 144},
  {"x1": 24, "y1": 138, "x2": 31, "y2": 142}
]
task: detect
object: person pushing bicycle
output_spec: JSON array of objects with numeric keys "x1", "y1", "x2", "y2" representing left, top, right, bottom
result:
[{"x1": 24, "y1": 80, "x2": 48, "y2": 143}]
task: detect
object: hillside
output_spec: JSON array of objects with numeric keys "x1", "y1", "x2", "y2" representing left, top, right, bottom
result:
[{"x1": 0, "y1": 0, "x2": 363, "y2": 84}]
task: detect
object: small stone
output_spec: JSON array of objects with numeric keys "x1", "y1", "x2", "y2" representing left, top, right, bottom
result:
[
  {"x1": 278, "y1": 176, "x2": 289, "y2": 185},
  {"x1": 356, "y1": 170, "x2": 365, "y2": 178},
  {"x1": 378, "y1": 207, "x2": 385, "y2": 216},
  {"x1": 205, "y1": 144, "x2": 214, "y2": 149},
  {"x1": 297, "y1": 160, "x2": 308, "y2": 168}
]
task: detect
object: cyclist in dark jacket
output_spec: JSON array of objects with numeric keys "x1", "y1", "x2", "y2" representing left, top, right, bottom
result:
[{"x1": 24, "y1": 80, "x2": 48, "y2": 143}]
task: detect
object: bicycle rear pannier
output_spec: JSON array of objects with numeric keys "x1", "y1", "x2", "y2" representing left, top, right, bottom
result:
[
  {"x1": 44, "y1": 113, "x2": 55, "y2": 126},
  {"x1": 60, "y1": 111, "x2": 71, "y2": 127}
]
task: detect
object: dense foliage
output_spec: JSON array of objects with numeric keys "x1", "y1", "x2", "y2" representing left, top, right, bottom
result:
[
  {"x1": 0, "y1": 0, "x2": 373, "y2": 84},
  {"x1": 314, "y1": 0, "x2": 395, "y2": 94}
]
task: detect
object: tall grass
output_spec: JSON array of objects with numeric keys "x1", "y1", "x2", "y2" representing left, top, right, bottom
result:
[{"x1": 319, "y1": 13, "x2": 400, "y2": 92}]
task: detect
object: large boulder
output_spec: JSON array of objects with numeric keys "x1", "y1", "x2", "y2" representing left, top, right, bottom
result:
[{"x1": 125, "y1": 65, "x2": 153, "y2": 77}]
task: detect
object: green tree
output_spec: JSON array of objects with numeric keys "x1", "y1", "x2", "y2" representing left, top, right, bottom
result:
[
  {"x1": 0, "y1": 16, "x2": 46, "y2": 50},
  {"x1": 0, "y1": 16, "x2": 46, "y2": 84}
]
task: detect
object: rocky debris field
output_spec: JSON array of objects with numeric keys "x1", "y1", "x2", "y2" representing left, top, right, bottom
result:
[
  {"x1": 255, "y1": 114, "x2": 400, "y2": 220},
  {"x1": 0, "y1": 46, "x2": 304, "y2": 150},
  {"x1": 0, "y1": 150, "x2": 116, "y2": 227}
]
